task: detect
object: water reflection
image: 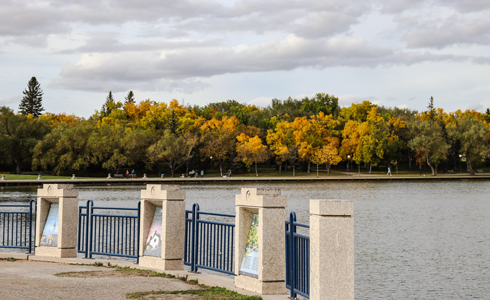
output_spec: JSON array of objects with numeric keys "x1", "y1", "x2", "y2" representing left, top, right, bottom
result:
[{"x1": 1, "y1": 181, "x2": 490, "y2": 299}]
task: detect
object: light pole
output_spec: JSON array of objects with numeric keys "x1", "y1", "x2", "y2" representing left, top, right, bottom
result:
[
  {"x1": 347, "y1": 155, "x2": 351, "y2": 175},
  {"x1": 459, "y1": 154, "x2": 462, "y2": 173},
  {"x1": 210, "y1": 156, "x2": 213, "y2": 177}
]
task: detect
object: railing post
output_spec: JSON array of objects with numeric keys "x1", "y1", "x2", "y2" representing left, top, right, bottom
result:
[
  {"x1": 136, "y1": 201, "x2": 141, "y2": 264},
  {"x1": 28, "y1": 199, "x2": 37, "y2": 254},
  {"x1": 289, "y1": 212, "x2": 297, "y2": 299},
  {"x1": 309, "y1": 200, "x2": 354, "y2": 300},
  {"x1": 85, "y1": 199, "x2": 93, "y2": 259},
  {"x1": 190, "y1": 203, "x2": 199, "y2": 272}
]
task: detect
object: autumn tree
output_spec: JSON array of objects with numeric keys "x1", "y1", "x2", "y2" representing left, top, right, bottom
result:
[
  {"x1": 19, "y1": 77, "x2": 45, "y2": 117},
  {"x1": 235, "y1": 134, "x2": 269, "y2": 176},
  {"x1": 311, "y1": 137, "x2": 342, "y2": 176},
  {"x1": 200, "y1": 116, "x2": 239, "y2": 176},
  {"x1": 266, "y1": 119, "x2": 301, "y2": 175},
  {"x1": 447, "y1": 116, "x2": 490, "y2": 175}
]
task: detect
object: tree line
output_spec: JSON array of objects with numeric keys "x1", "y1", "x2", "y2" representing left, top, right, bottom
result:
[{"x1": 1, "y1": 77, "x2": 490, "y2": 177}]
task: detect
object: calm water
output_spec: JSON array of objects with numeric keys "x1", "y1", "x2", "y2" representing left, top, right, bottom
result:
[{"x1": 1, "y1": 180, "x2": 489, "y2": 299}]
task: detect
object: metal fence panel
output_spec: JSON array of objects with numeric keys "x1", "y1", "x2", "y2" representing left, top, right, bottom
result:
[
  {"x1": 0, "y1": 199, "x2": 36, "y2": 253},
  {"x1": 286, "y1": 211, "x2": 310, "y2": 299},
  {"x1": 78, "y1": 200, "x2": 140, "y2": 262},
  {"x1": 185, "y1": 203, "x2": 235, "y2": 275}
]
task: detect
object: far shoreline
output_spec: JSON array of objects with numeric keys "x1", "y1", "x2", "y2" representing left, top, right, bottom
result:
[{"x1": 1, "y1": 174, "x2": 489, "y2": 187}]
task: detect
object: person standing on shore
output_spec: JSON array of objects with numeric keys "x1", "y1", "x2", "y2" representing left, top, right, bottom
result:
[
  {"x1": 126, "y1": 170, "x2": 129, "y2": 179},
  {"x1": 387, "y1": 167, "x2": 392, "y2": 176},
  {"x1": 200, "y1": 170, "x2": 204, "y2": 178}
]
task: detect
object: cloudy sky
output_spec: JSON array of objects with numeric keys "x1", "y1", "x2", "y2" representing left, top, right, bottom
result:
[{"x1": 1, "y1": 0, "x2": 489, "y2": 117}]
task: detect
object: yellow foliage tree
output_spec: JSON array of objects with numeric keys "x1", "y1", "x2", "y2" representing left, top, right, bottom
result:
[
  {"x1": 200, "y1": 116, "x2": 240, "y2": 176},
  {"x1": 235, "y1": 134, "x2": 269, "y2": 176}
]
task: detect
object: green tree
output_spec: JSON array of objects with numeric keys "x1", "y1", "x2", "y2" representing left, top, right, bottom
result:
[
  {"x1": 0, "y1": 106, "x2": 49, "y2": 173},
  {"x1": 447, "y1": 116, "x2": 490, "y2": 175},
  {"x1": 33, "y1": 122, "x2": 97, "y2": 175},
  {"x1": 147, "y1": 131, "x2": 198, "y2": 177},
  {"x1": 408, "y1": 118, "x2": 450, "y2": 175},
  {"x1": 427, "y1": 96, "x2": 436, "y2": 123},
  {"x1": 19, "y1": 77, "x2": 45, "y2": 117},
  {"x1": 124, "y1": 91, "x2": 135, "y2": 104},
  {"x1": 89, "y1": 126, "x2": 149, "y2": 174}
]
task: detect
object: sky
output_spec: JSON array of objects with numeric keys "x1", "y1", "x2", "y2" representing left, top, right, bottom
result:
[{"x1": 1, "y1": 0, "x2": 489, "y2": 118}]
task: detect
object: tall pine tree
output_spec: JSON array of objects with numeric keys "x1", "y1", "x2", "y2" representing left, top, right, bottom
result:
[
  {"x1": 124, "y1": 91, "x2": 135, "y2": 104},
  {"x1": 19, "y1": 77, "x2": 44, "y2": 117}
]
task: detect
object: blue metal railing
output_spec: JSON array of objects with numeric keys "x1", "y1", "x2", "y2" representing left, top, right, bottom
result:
[
  {"x1": 185, "y1": 203, "x2": 235, "y2": 275},
  {"x1": 78, "y1": 200, "x2": 140, "y2": 262},
  {"x1": 286, "y1": 211, "x2": 310, "y2": 299},
  {"x1": 0, "y1": 199, "x2": 37, "y2": 253}
]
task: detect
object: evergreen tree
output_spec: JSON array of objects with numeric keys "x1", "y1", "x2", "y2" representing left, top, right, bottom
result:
[
  {"x1": 124, "y1": 91, "x2": 135, "y2": 104},
  {"x1": 101, "y1": 91, "x2": 115, "y2": 117},
  {"x1": 169, "y1": 109, "x2": 178, "y2": 134},
  {"x1": 19, "y1": 77, "x2": 44, "y2": 117},
  {"x1": 427, "y1": 96, "x2": 436, "y2": 123}
]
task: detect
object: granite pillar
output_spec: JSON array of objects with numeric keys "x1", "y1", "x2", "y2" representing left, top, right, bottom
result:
[
  {"x1": 234, "y1": 188, "x2": 287, "y2": 295},
  {"x1": 35, "y1": 184, "x2": 79, "y2": 258},
  {"x1": 309, "y1": 200, "x2": 354, "y2": 300},
  {"x1": 139, "y1": 184, "x2": 185, "y2": 270}
]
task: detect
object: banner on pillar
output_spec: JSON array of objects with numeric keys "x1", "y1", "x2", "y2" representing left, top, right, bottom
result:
[
  {"x1": 239, "y1": 214, "x2": 259, "y2": 278},
  {"x1": 144, "y1": 206, "x2": 162, "y2": 257},
  {"x1": 40, "y1": 203, "x2": 59, "y2": 247}
]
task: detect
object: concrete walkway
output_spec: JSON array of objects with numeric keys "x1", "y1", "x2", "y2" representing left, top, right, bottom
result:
[{"x1": 0, "y1": 253, "x2": 288, "y2": 300}]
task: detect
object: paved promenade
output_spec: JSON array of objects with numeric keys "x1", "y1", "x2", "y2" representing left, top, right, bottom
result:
[
  {"x1": 0, "y1": 253, "x2": 286, "y2": 300},
  {"x1": 1, "y1": 174, "x2": 489, "y2": 187}
]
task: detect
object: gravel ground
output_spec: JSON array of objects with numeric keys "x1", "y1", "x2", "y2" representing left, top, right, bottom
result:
[{"x1": 0, "y1": 260, "x2": 200, "y2": 300}]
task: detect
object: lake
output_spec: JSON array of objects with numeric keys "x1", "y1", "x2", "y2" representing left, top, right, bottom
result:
[{"x1": 1, "y1": 180, "x2": 489, "y2": 299}]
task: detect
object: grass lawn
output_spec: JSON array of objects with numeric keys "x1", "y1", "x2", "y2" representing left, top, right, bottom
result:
[{"x1": 0, "y1": 174, "x2": 98, "y2": 180}]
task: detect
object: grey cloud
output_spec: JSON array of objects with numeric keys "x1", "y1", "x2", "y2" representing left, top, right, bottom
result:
[
  {"x1": 402, "y1": 15, "x2": 490, "y2": 48},
  {"x1": 50, "y1": 35, "x2": 473, "y2": 92},
  {"x1": 0, "y1": 0, "x2": 370, "y2": 46},
  {"x1": 56, "y1": 32, "x2": 221, "y2": 54},
  {"x1": 0, "y1": 95, "x2": 21, "y2": 105}
]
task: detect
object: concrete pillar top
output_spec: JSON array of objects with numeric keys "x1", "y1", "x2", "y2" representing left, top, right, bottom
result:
[
  {"x1": 310, "y1": 199, "x2": 353, "y2": 216},
  {"x1": 141, "y1": 184, "x2": 185, "y2": 200},
  {"x1": 37, "y1": 184, "x2": 78, "y2": 198},
  {"x1": 235, "y1": 188, "x2": 287, "y2": 208}
]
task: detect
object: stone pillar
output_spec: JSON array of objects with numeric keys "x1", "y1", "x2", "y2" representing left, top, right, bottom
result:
[
  {"x1": 139, "y1": 184, "x2": 185, "y2": 270},
  {"x1": 309, "y1": 200, "x2": 354, "y2": 300},
  {"x1": 234, "y1": 188, "x2": 287, "y2": 295},
  {"x1": 35, "y1": 184, "x2": 79, "y2": 258}
]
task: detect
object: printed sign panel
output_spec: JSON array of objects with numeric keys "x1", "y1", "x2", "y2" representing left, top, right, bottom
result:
[
  {"x1": 40, "y1": 203, "x2": 59, "y2": 247},
  {"x1": 239, "y1": 214, "x2": 259, "y2": 278},
  {"x1": 143, "y1": 206, "x2": 163, "y2": 257}
]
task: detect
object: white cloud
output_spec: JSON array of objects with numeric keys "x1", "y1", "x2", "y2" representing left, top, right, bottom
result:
[
  {"x1": 397, "y1": 104, "x2": 409, "y2": 109},
  {"x1": 338, "y1": 95, "x2": 379, "y2": 106},
  {"x1": 249, "y1": 96, "x2": 273, "y2": 108},
  {"x1": 467, "y1": 103, "x2": 484, "y2": 111}
]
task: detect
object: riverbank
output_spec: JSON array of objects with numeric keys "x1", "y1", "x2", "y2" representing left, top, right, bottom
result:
[{"x1": 1, "y1": 173, "x2": 489, "y2": 187}]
